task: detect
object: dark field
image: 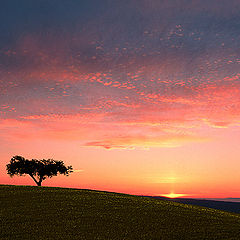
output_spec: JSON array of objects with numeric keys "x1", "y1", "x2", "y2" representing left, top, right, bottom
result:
[
  {"x1": 1, "y1": 185, "x2": 240, "y2": 240},
  {"x1": 149, "y1": 196, "x2": 240, "y2": 214}
]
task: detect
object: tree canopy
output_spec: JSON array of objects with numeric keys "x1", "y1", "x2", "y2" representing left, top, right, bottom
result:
[{"x1": 6, "y1": 156, "x2": 73, "y2": 186}]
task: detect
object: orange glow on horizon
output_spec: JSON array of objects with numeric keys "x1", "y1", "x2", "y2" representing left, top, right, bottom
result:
[{"x1": 162, "y1": 193, "x2": 187, "y2": 198}]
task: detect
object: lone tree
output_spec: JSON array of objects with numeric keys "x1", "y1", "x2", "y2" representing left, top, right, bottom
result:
[{"x1": 6, "y1": 156, "x2": 73, "y2": 186}]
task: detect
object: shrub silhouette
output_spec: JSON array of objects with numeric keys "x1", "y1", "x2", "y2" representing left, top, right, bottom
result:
[{"x1": 6, "y1": 156, "x2": 73, "y2": 186}]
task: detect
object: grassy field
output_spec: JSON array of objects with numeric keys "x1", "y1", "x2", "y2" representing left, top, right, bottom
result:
[{"x1": 1, "y1": 185, "x2": 240, "y2": 240}]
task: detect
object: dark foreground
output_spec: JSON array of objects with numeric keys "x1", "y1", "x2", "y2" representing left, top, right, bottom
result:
[
  {"x1": 150, "y1": 196, "x2": 240, "y2": 214},
  {"x1": 1, "y1": 185, "x2": 240, "y2": 240}
]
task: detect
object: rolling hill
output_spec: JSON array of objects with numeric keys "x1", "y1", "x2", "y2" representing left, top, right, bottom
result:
[
  {"x1": 1, "y1": 185, "x2": 240, "y2": 239},
  {"x1": 149, "y1": 196, "x2": 240, "y2": 214}
]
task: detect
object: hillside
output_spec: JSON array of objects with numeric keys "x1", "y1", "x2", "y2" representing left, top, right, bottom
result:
[
  {"x1": 149, "y1": 196, "x2": 240, "y2": 214},
  {"x1": 1, "y1": 185, "x2": 240, "y2": 240}
]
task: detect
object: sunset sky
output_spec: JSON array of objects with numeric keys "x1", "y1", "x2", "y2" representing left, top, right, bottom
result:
[{"x1": 1, "y1": 0, "x2": 240, "y2": 198}]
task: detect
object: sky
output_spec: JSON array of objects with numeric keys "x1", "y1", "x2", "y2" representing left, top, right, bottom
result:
[{"x1": 0, "y1": 0, "x2": 240, "y2": 198}]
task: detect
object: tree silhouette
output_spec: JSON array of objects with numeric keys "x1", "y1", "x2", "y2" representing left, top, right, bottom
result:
[{"x1": 6, "y1": 156, "x2": 73, "y2": 186}]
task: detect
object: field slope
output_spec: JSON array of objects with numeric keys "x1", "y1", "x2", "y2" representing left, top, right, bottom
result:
[{"x1": 1, "y1": 185, "x2": 240, "y2": 240}]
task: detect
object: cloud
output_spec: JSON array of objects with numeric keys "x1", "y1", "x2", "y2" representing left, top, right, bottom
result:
[
  {"x1": 84, "y1": 134, "x2": 209, "y2": 150},
  {"x1": 72, "y1": 169, "x2": 84, "y2": 173},
  {"x1": 0, "y1": 0, "x2": 240, "y2": 150},
  {"x1": 0, "y1": 112, "x2": 211, "y2": 150}
]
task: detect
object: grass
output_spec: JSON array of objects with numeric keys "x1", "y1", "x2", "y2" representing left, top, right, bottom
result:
[{"x1": 1, "y1": 185, "x2": 240, "y2": 239}]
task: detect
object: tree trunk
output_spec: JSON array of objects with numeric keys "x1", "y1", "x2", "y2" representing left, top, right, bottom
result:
[
  {"x1": 29, "y1": 174, "x2": 41, "y2": 186},
  {"x1": 37, "y1": 181, "x2": 42, "y2": 186}
]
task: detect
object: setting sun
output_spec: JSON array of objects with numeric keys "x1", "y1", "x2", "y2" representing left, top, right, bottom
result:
[{"x1": 162, "y1": 193, "x2": 186, "y2": 198}]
